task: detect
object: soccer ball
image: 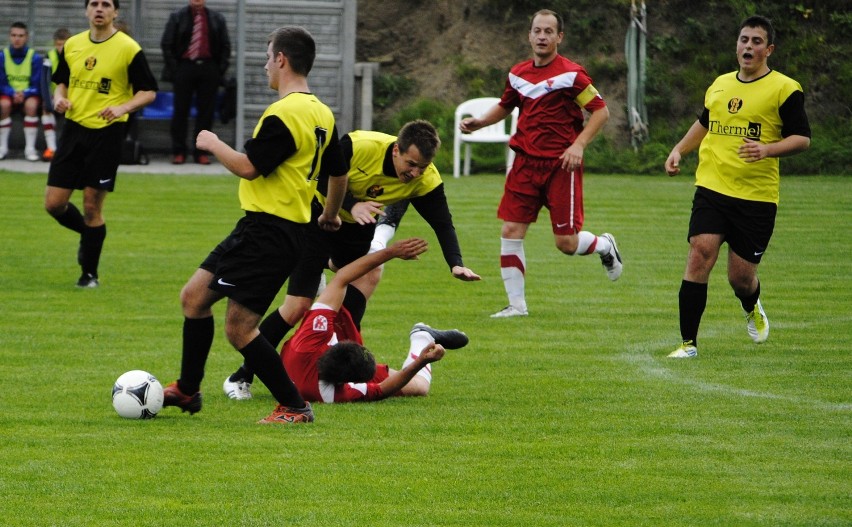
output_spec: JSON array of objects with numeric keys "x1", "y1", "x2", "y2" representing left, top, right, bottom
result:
[{"x1": 112, "y1": 370, "x2": 164, "y2": 419}]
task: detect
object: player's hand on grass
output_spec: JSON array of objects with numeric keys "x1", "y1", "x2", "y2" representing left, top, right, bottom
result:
[
  {"x1": 452, "y1": 265, "x2": 481, "y2": 281},
  {"x1": 350, "y1": 201, "x2": 385, "y2": 225},
  {"x1": 388, "y1": 237, "x2": 428, "y2": 260}
]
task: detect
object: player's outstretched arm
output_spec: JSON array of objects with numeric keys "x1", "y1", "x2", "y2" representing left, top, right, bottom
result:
[{"x1": 316, "y1": 238, "x2": 428, "y2": 311}]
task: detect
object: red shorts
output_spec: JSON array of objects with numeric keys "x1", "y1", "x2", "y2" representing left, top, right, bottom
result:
[{"x1": 497, "y1": 152, "x2": 584, "y2": 235}]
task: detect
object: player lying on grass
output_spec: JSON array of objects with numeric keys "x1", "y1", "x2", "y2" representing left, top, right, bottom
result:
[{"x1": 281, "y1": 237, "x2": 469, "y2": 403}]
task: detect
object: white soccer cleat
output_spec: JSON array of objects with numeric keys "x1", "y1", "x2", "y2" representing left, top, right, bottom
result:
[
  {"x1": 490, "y1": 305, "x2": 528, "y2": 318},
  {"x1": 25, "y1": 149, "x2": 40, "y2": 162},
  {"x1": 668, "y1": 341, "x2": 698, "y2": 358},
  {"x1": 223, "y1": 376, "x2": 252, "y2": 400},
  {"x1": 600, "y1": 233, "x2": 622, "y2": 281},
  {"x1": 745, "y1": 299, "x2": 769, "y2": 343}
]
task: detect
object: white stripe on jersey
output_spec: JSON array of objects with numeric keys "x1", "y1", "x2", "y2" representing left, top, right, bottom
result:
[
  {"x1": 319, "y1": 380, "x2": 337, "y2": 403},
  {"x1": 509, "y1": 71, "x2": 579, "y2": 100}
]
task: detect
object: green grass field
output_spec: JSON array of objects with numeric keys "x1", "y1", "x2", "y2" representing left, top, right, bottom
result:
[{"x1": 0, "y1": 169, "x2": 849, "y2": 526}]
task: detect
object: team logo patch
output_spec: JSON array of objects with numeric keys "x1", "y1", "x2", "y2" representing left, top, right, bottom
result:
[
  {"x1": 366, "y1": 185, "x2": 384, "y2": 198},
  {"x1": 727, "y1": 97, "x2": 743, "y2": 114},
  {"x1": 98, "y1": 77, "x2": 112, "y2": 94},
  {"x1": 545, "y1": 78, "x2": 555, "y2": 92},
  {"x1": 85, "y1": 56, "x2": 97, "y2": 70},
  {"x1": 313, "y1": 315, "x2": 328, "y2": 332}
]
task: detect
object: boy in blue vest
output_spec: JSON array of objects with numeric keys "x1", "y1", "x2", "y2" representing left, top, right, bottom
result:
[{"x1": 0, "y1": 22, "x2": 44, "y2": 161}]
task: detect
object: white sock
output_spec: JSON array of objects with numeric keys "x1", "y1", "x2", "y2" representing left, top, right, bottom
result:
[
  {"x1": 403, "y1": 330, "x2": 434, "y2": 383},
  {"x1": 573, "y1": 231, "x2": 611, "y2": 256},
  {"x1": 369, "y1": 223, "x2": 396, "y2": 254},
  {"x1": 0, "y1": 118, "x2": 11, "y2": 153},
  {"x1": 42, "y1": 113, "x2": 57, "y2": 150},
  {"x1": 500, "y1": 238, "x2": 526, "y2": 311},
  {"x1": 24, "y1": 116, "x2": 39, "y2": 153}
]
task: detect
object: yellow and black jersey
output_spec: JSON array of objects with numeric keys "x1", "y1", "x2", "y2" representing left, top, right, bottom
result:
[
  {"x1": 696, "y1": 70, "x2": 810, "y2": 204},
  {"x1": 242, "y1": 92, "x2": 345, "y2": 223},
  {"x1": 321, "y1": 130, "x2": 442, "y2": 224},
  {"x1": 54, "y1": 30, "x2": 157, "y2": 129}
]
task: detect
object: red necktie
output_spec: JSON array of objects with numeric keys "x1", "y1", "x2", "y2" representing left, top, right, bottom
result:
[{"x1": 187, "y1": 9, "x2": 203, "y2": 59}]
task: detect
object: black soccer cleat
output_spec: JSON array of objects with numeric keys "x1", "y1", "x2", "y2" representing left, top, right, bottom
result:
[{"x1": 410, "y1": 322, "x2": 469, "y2": 350}]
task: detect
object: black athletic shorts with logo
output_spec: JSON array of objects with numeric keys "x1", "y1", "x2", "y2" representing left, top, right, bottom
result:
[
  {"x1": 688, "y1": 186, "x2": 777, "y2": 264},
  {"x1": 286, "y1": 198, "x2": 375, "y2": 298},
  {"x1": 47, "y1": 120, "x2": 126, "y2": 192},
  {"x1": 202, "y1": 211, "x2": 307, "y2": 315}
]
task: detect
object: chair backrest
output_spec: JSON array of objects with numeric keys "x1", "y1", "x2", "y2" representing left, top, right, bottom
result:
[{"x1": 454, "y1": 97, "x2": 512, "y2": 141}]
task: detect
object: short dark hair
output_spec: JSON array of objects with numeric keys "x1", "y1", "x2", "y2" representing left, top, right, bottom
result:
[
  {"x1": 84, "y1": 0, "x2": 119, "y2": 8},
  {"x1": 397, "y1": 120, "x2": 441, "y2": 161},
  {"x1": 531, "y1": 9, "x2": 563, "y2": 34},
  {"x1": 740, "y1": 15, "x2": 775, "y2": 46},
  {"x1": 53, "y1": 28, "x2": 72, "y2": 41},
  {"x1": 10, "y1": 21, "x2": 28, "y2": 32},
  {"x1": 316, "y1": 341, "x2": 377, "y2": 385},
  {"x1": 267, "y1": 26, "x2": 316, "y2": 76}
]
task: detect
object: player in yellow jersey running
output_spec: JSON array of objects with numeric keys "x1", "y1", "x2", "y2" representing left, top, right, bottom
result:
[
  {"x1": 44, "y1": 0, "x2": 158, "y2": 288},
  {"x1": 161, "y1": 26, "x2": 349, "y2": 425},
  {"x1": 664, "y1": 15, "x2": 811, "y2": 358}
]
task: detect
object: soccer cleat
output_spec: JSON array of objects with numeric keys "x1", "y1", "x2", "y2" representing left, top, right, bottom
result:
[
  {"x1": 258, "y1": 403, "x2": 314, "y2": 424},
  {"x1": 25, "y1": 149, "x2": 40, "y2": 162},
  {"x1": 668, "y1": 340, "x2": 698, "y2": 358},
  {"x1": 42, "y1": 148, "x2": 54, "y2": 161},
  {"x1": 745, "y1": 299, "x2": 769, "y2": 343},
  {"x1": 76, "y1": 273, "x2": 99, "y2": 288},
  {"x1": 0, "y1": 149, "x2": 7, "y2": 160},
  {"x1": 410, "y1": 322, "x2": 469, "y2": 349},
  {"x1": 162, "y1": 382, "x2": 203, "y2": 414},
  {"x1": 490, "y1": 305, "x2": 528, "y2": 318},
  {"x1": 222, "y1": 376, "x2": 253, "y2": 400},
  {"x1": 600, "y1": 233, "x2": 623, "y2": 281}
]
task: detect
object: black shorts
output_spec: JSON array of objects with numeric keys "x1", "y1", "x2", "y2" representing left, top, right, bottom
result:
[
  {"x1": 47, "y1": 120, "x2": 127, "y2": 192},
  {"x1": 286, "y1": 200, "x2": 375, "y2": 298},
  {"x1": 688, "y1": 186, "x2": 777, "y2": 264},
  {"x1": 202, "y1": 212, "x2": 307, "y2": 315}
]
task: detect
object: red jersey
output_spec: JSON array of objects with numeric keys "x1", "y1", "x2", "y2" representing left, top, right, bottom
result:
[
  {"x1": 281, "y1": 304, "x2": 390, "y2": 403},
  {"x1": 500, "y1": 55, "x2": 606, "y2": 158}
]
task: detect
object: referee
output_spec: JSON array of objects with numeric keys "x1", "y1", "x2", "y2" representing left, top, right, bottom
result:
[{"x1": 44, "y1": 0, "x2": 157, "y2": 288}]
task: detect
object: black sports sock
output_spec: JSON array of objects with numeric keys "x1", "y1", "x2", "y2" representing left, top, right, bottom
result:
[
  {"x1": 343, "y1": 285, "x2": 367, "y2": 329},
  {"x1": 679, "y1": 280, "x2": 708, "y2": 345},
  {"x1": 228, "y1": 364, "x2": 255, "y2": 384},
  {"x1": 736, "y1": 281, "x2": 761, "y2": 313},
  {"x1": 52, "y1": 202, "x2": 86, "y2": 233},
  {"x1": 258, "y1": 308, "x2": 294, "y2": 349},
  {"x1": 239, "y1": 334, "x2": 305, "y2": 408},
  {"x1": 178, "y1": 316, "x2": 215, "y2": 394},
  {"x1": 80, "y1": 224, "x2": 106, "y2": 276}
]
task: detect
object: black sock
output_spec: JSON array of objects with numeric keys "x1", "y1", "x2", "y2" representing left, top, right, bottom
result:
[
  {"x1": 258, "y1": 308, "x2": 294, "y2": 349},
  {"x1": 53, "y1": 202, "x2": 85, "y2": 233},
  {"x1": 343, "y1": 285, "x2": 367, "y2": 330},
  {"x1": 239, "y1": 334, "x2": 305, "y2": 408},
  {"x1": 178, "y1": 316, "x2": 214, "y2": 394},
  {"x1": 228, "y1": 364, "x2": 255, "y2": 384},
  {"x1": 679, "y1": 280, "x2": 708, "y2": 345},
  {"x1": 736, "y1": 281, "x2": 761, "y2": 313},
  {"x1": 80, "y1": 224, "x2": 106, "y2": 276}
]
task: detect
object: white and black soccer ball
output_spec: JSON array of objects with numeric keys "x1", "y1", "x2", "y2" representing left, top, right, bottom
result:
[{"x1": 112, "y1": 370, "x2": 164, "y2": 419}]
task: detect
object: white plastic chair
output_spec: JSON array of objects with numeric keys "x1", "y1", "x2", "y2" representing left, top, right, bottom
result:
[{"x1": 453, "y1": 97, "x2": 519, "y2": 178}]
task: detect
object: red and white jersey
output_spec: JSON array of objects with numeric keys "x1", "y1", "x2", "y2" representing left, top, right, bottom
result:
[
  {"x1": 500, "y1": 55, "x2": 606, "y2": 158},
  {"x1": 281, "y1": 304, "x2": 390, "y2": 403}
]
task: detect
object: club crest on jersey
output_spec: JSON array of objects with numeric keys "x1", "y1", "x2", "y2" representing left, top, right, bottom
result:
[
  {"x1": 545, "y1": 78, "x2": 555, "y2": 92},
  {"x1": 85, "y1": 56, "x2": 97, "y2": 70},
  {"x1": 312, "y1": 315, "x2": 328, "y2": 332},
  {"x1": 728, "y1": 97, "x2": 743, "y2": 114},
  {"x1": 366, "y1": 185, "x2": 384, "y2": 198}
]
